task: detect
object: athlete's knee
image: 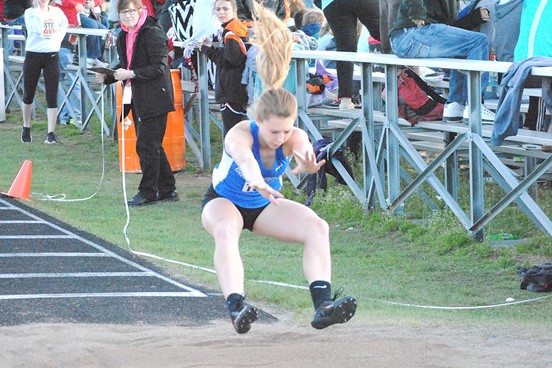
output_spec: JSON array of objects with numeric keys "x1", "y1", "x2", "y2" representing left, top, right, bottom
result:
[
  {"x1": 212, "y1": 219, "x2": 242, "y2": 242},
  {"x1": 306, "y1": 216, "x2": 329, "y2": 241}
]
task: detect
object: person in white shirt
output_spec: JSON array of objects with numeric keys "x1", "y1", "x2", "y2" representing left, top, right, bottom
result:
[{"x1": 21, "y1": 0, "x2": 68, "y2": 144}]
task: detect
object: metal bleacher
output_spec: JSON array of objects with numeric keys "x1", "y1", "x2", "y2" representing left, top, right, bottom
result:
[{"x1": 1, "y1": 24, "x2": 113, "y2": 135}]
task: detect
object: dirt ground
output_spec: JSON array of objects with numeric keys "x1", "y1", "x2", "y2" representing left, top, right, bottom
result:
[{"x1": 1, "y1": 313, "x2": 551, "y2": 368}]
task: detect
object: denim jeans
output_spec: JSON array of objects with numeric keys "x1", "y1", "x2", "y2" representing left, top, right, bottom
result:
[
  {"x1": 58, "y1": 47, "x2": 81, "y2": 123},
  {"x1": 391, "y1": 24, "x2": 490, "y2": 105},
  {"x1": 79, "y1": 14, "x2": 107, "y2": 60}
]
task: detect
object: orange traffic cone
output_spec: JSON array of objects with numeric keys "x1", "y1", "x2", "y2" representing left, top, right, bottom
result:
[{"x1": 1, "y1": 160, "x2": 32, "y2": 200}]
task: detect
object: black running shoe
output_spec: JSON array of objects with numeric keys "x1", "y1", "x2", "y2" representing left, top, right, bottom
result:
[
  {"x1": 21, "y1": 127, "x2": 32, "y2": 143},
  {"x1": 44, "y1": 132, "x2": 58, "y2": 144},
  {"x1": 311, "y1": 295, "x2": 357, "y2": 330},
  {"x1": 230, "y1": 304, "x2": 258, "y2": 334}
]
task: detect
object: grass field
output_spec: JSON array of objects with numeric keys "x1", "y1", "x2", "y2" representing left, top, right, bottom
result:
[{"x1": 1, "y1": 112, "x2": 551, "y2": 330}]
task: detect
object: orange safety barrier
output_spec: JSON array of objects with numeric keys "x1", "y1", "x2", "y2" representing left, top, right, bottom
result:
[{"x1": 116, "y1": 69, "x2": 186, "y2": 173}]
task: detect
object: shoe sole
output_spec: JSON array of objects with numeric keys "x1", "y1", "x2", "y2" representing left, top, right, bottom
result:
[
  {"x1": 127, "y1": 199, "x2": 158, "y2": 207},
  {"x1": 462, "y1": 118, "x2": 494, "y2": 125},
  {"x1": 233, "y1": 305, "x2": 258, "y2": 334},
  {"x1": 158, "y1": 196, "x2": 180, "y2": 202},
  {"x1": 311, "y1": 296, "x2": 357, "y2": 330},
  {"x1": 443, "y1": 117, "x2": 463, "y2": 123}
]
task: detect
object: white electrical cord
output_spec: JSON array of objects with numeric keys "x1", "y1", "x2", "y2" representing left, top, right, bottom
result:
[
  {"x1": 30, "y1": 81, "x2": 549, "y2": 312},
  {"x1": 117, "y1": 85, "x2": 217, "y2": 274},
  {"x1": 250, "y1": 279, "x2": 552, "y2": 309},
  {"x1": 116, "y1": 95, "x2": 549, "y2": 310},
  {"x1": 32, "y1": 85, "x2": 107, "y2": 202}
]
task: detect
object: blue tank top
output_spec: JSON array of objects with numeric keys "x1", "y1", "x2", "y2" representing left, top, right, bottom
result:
[{"x1": 212, "y1": 121, "x2": 291, "y2": 208}]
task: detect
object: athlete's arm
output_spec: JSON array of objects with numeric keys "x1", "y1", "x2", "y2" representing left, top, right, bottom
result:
[{"x1": 286, "y1": 129, "x2": 325, "y2": 175}]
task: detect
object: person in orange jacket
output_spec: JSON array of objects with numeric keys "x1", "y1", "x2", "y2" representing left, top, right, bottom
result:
[{"x1": 198, "y1": 0, "x2": 250, "y2": 136}]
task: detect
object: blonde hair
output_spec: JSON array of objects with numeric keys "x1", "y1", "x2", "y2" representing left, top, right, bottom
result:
[
  {"x1": 214, "y1": 0, "x2": 237, "y2": 12},
  {"x1": 249, "y1": 3, "x2": 297, "y2": 121}
]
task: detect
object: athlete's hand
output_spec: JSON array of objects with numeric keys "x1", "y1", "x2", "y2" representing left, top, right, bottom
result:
[
  {"x1": 248, "y1": 181, "x2": 283, "y2": 205},
  {"x1": 292, "y1": 150, "x2": 325, "y2": 175}
]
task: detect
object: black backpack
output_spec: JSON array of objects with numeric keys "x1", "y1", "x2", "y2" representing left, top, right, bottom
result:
[{"x1": 517, "y1": 263, "x2": 552, "y2": 292}]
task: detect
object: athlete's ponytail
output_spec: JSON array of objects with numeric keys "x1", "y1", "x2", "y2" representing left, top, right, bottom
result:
[{"x1": 249, "y1": 3, "x2": 297, "y2": 122}]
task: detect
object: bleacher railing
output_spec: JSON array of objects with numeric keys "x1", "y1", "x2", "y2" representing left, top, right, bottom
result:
[{"x1": 1, "y1": 24, "x2": 114, "y2": 135}]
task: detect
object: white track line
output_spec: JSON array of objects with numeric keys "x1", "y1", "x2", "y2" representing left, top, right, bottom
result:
[
  {"x1": 0, "y1": 292, "x2": 197, "y2": 300},
  {"x1": 0, "y1": 272, "x2": 154, "y2": 278},
  {"x1": 0, "y1": 253, "x2": 109, "y2": 257}
]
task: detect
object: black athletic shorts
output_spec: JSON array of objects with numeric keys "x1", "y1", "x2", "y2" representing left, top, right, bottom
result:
[{"x1": 202, "y1": 184, "x2": 269, "y2": 231}]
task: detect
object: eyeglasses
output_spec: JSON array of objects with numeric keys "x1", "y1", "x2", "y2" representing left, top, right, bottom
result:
[{"x1": 119, "y1": 9, "x2": 137, "y2": 16}]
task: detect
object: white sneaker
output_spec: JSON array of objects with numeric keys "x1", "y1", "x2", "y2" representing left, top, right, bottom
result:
[
  {"x1": 339, "y1": 98, "x2": 356, "y2": 110},
  {"x1": 463, "y1": 104, "x2": 496, "y2": 124},
  {"x1": 86, "y1": 58, "x2": 96, "y2": 67},
  {"x1": 481, "y1": 105, "x2": 496, "y2": 124},
  {"x1": 86, "y1": 58, "x2": 109, "y2": 68},
  {"x1": 443, "y1": 102, "x2": 464, "y2": 122}
]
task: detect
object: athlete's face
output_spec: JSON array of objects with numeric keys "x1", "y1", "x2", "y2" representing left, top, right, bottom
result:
[
  {"x1": 214, "y1": 1, "x2": 235, "y2": 24},
  {"x1": 257, "y1": 116, "x2": 295, "y2": 150}
]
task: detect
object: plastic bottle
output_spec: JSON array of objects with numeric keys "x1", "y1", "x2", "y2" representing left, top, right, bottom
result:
[{"x1": 488, "y1": 52, "x2": 499, "y2": 99}]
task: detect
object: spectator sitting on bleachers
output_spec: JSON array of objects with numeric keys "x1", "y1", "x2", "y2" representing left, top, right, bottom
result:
[
  {"x1": 57, "y1": 33, "x2": 81, "y2": 126},
  {"x1": 56, "y1": 0, "x2": 108, "y2": 67},
  {"x1": 300, "y1": 7, "x2": 324, "y2": 39},
  {"x1": 390, "y1": 0, "x2": 496, "y2": 124},
  {"x1": 79, "y1": 0, "x2": 109, "y2": 67}
]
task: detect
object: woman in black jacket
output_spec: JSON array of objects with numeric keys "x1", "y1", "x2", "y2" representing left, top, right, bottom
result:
[{"x1": 97, "y1": 0, "x2": 177, "y2": 206}]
